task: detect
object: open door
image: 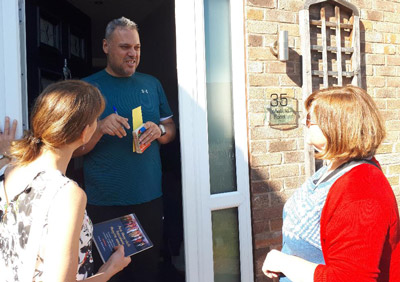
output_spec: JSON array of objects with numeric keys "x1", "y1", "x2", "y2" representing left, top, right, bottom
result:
[{"x1": 23, "y1": 0, "x2": 183, "y2": 281}]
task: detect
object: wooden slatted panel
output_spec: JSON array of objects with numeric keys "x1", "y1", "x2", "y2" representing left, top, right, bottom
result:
[
  {"x1": 320, "y1": 7, "x2": 328, "y2": 88},
  {"x1": 351, "y1": 15, "x2": 361, "y2": 86},
  {"x1": 312, "y1": 70, "x2": 354, "y2": 77},
  {"x1": 310, "y1": 20, "x2": 353, "y2": 29},
  {"x1": 335, "y1": 6, "x2": 343, "y2": 86},
  {"x1": 311, "y1": 45, "x2": 353, "y2": 53}
]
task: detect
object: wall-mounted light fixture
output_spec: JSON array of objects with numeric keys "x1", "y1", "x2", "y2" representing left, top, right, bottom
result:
[{"x1": 270, "y1": 30, "x2": 289, "y2": 62}]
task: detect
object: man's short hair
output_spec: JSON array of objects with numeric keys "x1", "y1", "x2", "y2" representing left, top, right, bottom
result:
[
  {"x1": 105, "y1": 17, "x2": 138, "y2": 40},
  {"x1": 305, "y1": 85, "x2": 386, "y2": 161}
]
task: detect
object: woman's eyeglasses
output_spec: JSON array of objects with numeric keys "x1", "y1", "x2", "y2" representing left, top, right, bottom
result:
[{"x1": 304, "y1": 113, "x2": 317, "y2": 128}]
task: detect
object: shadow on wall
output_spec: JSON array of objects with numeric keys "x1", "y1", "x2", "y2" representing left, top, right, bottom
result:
[
  {"x1": 250, "y1": 166, "x2": 288, "y2": 282},
  {"x1": 359, "y1": 21, "x2": 367, "y2": 90}
]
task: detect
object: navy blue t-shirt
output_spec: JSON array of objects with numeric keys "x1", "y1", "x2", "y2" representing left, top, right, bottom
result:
[{"x1": 83, "y1": 70, "x2": 173, "y2": 205}]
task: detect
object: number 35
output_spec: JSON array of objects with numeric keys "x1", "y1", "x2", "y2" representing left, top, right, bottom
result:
[{"x1": 270, "y1": 93, "x2": 288, "y2": 107}]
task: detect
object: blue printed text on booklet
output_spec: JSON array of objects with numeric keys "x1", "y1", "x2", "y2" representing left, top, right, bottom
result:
[{"x1": 93, "y1": 213, "x2": 153, "y2": 262}]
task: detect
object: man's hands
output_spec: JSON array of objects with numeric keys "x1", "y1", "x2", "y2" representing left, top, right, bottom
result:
[
  {"x1": 74, "y1": 114, "x2": 174, "y2": 158},
  {"x1": 98, "y1": 113, "x2": 130, "y2": 138},
  {"x1": 98, "y1": 114, "x2": 161, "y2": 145},
  {"x1": 0, "y1": 116, "x2": 17, "y2": 155},
  {"x1": 139, "y1": 121, "x2": 162, "y2": 145}
]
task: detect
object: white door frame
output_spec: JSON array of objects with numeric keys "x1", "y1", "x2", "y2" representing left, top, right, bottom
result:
[
  {"x1": 0, "y1": 0, "x2": 26, "y2": 137},
  {"x1": 175, "y1": 1, "x2": 254, "y2": 281}
]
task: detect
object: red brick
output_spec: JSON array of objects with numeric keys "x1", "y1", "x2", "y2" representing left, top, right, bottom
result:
[
  {"x1": 269, "y1": 218, "x2": 283, "y2": 231},
  {"x1": 284, "y1": 176, "x2": 306, "y2": 189},
  {"x1": 251, "y1": 153, "x2": 282, "y2": 166},
  {"x1": 251, "y1": 127, "x2": 275, "y2": 140},
  {"x1": 269, "y1": 139, "x2": 297, "y2": 152},
  {"x1": 278, "y1": 23, "x2": 300, "y2": 36},
  {"x1": 384, "y1": 34, "x2": 400, "y2": 44},
  {"x1": 384, "y1": 12, "x2": 400, "y2": 23},
  {"x1": 249, "y1": 113, "x2": 266, "y2": 127},
  {"x1": 377, "y1": 143, "x2": 393, "y2": 154},
  {"x1": 269, "y1": 191, "x2": 293, "y2": 206},
  {"x1": 278, "y1": 0, "x2": 303, "y2": 12},
  {"x1": 249, "y1": 74, "x2": 281, "y2": 86},
  {"x1": 265, "y1": 10, "x2": 297, "y2": 23},
  {"x1": 365, "y1": 31, "x2": 384, "y2": 43},
  {"x1": 248, "y1": 34, "x2": 263, "y2": 47},
  {"x1": 254, "y1": 231, "x2": 282, "y2": 248},
  {"x1": 375, "y1": 22, "x2": 400, "y2": 33},
  {"x1": 284, "y1": 151, "x2": 304, "y2": 163},
  {"x1": 387, "y1": 77, "x2": 400, "y2": 87},
  {"x1": 374, "y1": 88, "x2": 397, "y2": 98},
  {"x1": 361, "y1": 9, "x2": 383, "y2": 21},
  {"x1": 374, "y1": 66, "x2": 397, "y2": 77},
  {"x1": 265, "y1": 61, "x2": 287, "y2": 73},
  {"x1": 252, "y1": 220, "x2": 270, "y2": 234},
  {"x1": 249, "y1": 61, "x2": 264, "y2": 73},
  {"x1": 270, "y1": 164, "x2": 299, "y2": 178},
  {"x1": 248, "y1": 47, "x2": 276, "y2": 60},
  {"x1": 386, "y1": 121, "x2": 400, "y2": 131},
  {"x1": 253, "y1": 193, "x2": 269, "y2": 208},
  {"x1": 251, "y1": 140, "x2": 268, "y2": 154},
  {"x1": 373, "y1": 1, "x2": 396, "y2": 12},
  {"x1": 365, "y1": 54, "x2": 385, "y2": 65},
  {"x1": 249, "y1": 100, "x2": 267, "y2": 113},
  {"x1": 247, "y1": 8, "x2": 264, "y2": 20},
  {"x1": 387, "y1": 56, "x2": 400, "y2": 66},
  {"x1": 251, "y1": 167, "x2": 269, "y2": 181},
  {"x1": 248, "y1": 0, "x2": 275, "y2": 8},
  {"x1": 249, "y1": 88, "x2": 265, "y2": 99},
  {"x1": 247, "y1": 21, "x2": 278, "y2": 34},
  {"x1": 387, "y1": 100, "x2": 400, "y2": 109},
  {"x1": 251, "y1": 179, "x2": 283, "y2": 194},
  {"x1": 380, "y1": 110, "x2": 398, "y2": 120},
  {"x1": 252, "y1": 205, "x2": 284, "y2": 221},
  {"x1": 366, "y1": 76, "x2": 385, "y2": 87}
]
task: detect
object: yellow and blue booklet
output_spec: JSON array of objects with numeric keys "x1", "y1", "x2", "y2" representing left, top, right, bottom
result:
[
  {"x1": 93, "y1": 213, "x2": 153, "y2": 263},
  {"x1": 132, "y1": 106, "x2": 150, "y2": 153}
]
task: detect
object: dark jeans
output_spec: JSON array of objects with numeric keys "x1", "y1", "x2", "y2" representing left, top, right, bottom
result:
[{"x1": 87, "y1": 197, "x2": 164, "y2": 282}]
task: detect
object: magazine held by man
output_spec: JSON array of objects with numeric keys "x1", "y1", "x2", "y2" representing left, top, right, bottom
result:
[{"x1": 93, "y1": 213, "x2": 153, "y2": 263}]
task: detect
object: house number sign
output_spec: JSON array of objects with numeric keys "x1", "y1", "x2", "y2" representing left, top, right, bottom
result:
[{"x1": 267, "y1": 93, "x2": 297, "y2": 128}]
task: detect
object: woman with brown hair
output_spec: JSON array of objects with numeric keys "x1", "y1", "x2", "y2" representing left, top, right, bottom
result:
[
  {"x1": 0, "y1": 80, "x2": 130, "y2": 281},
  {"x1": 262, "y1": 85, "x2": 400, "y2": 281}
]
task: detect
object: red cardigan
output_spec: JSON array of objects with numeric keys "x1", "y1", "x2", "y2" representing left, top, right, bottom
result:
[{"x1": 314, "y1": 161, "x2": 400, "y2": 282}]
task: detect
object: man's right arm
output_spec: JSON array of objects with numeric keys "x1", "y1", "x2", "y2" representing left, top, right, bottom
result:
[{"x1": 73, "y1": 113, "x2": 130, "y2": 157}]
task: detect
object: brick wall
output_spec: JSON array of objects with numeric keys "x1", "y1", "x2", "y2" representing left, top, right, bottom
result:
[{"x1": 245, "y1": 0, "x2": 400, "y2": 281}]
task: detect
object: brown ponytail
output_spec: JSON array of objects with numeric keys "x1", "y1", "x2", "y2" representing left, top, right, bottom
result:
[{"x1": 10, "y1": 80, "x2": 105, "y2": 166}]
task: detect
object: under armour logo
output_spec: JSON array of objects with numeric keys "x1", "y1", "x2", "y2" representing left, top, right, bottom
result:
[{"x1": 141, "y1": 89, "x2": 149, "y2": 94}]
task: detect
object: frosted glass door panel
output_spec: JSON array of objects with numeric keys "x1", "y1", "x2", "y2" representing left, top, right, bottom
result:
[
  {"x1": 212, "y1": 208, "x2": 240, "y2": 282},
  {"x1": 204, "y1": 0, "x2": 237, "y2": 194}
]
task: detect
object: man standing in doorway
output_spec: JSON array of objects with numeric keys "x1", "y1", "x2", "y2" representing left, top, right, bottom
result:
[{"x1": 75, "y1": 17, "x2": 176, "y2": 282}]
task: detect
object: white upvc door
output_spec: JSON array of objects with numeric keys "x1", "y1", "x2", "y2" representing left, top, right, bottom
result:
[
  {"x1": 175, "y1": 1, "x2": 253, "y2": 281},
  {"x1": 0, "y1": 0, "x2": 26, "y2": 137}
]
